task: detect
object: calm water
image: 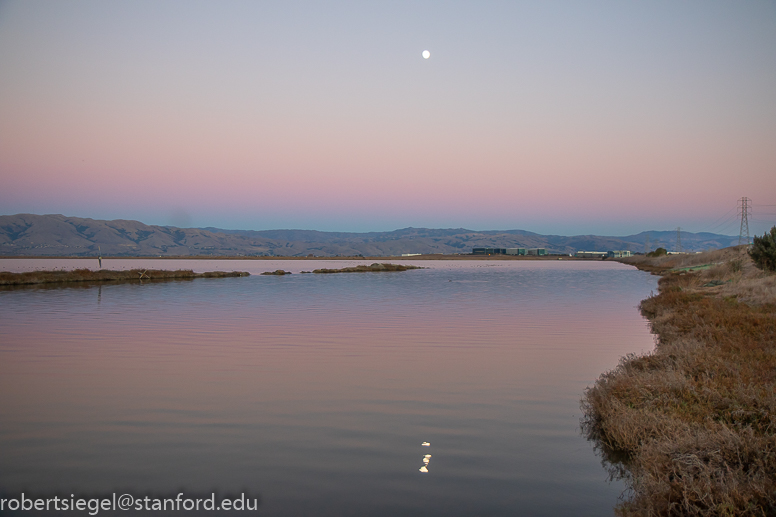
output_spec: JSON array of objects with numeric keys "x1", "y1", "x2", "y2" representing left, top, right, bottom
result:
[{"x1": 0, "y1": 259, "x2": 656, "y2": 516}]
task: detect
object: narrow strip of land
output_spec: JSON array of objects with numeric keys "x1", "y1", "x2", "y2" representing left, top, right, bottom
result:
[
  {"x1": 0, "y1": 269, "x2": 249, "y2": 287},
  {"x1": 310, "y1": 263, "x2": 424, "y2": 273},
  {"x1": 259, "y1": 263, "x2": 424, "y2": 275}
]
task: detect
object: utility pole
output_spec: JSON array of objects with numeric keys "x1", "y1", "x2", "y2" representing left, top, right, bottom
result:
[
  {"x1": 738, "y1": 197, "x2": 751, "y2": 245},
  {"x1": 676, "y1": 227, "x2": 682, "y2": 253}
]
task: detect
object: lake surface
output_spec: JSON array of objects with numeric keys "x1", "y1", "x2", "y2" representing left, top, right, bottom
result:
[{"x1": 0, "y1": 259, "x2": 656, "y2": 516}]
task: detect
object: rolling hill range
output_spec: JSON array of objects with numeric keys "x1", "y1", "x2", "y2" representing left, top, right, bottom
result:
[{"x1": 0, "y1": 214, "x2": 739, "y2": 257}]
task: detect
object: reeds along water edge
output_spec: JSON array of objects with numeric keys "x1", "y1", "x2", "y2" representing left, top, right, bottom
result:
[{"x1": 583, "y1": 246, "x2": 776, "y2": 516}]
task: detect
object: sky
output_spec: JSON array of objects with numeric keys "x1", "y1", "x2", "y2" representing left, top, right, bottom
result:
[{"x1": 1, "y1": 0, "x2": 775, "y2": 236}]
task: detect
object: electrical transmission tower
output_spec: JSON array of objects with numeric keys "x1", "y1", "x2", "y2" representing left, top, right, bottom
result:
[
  {"x1": 644, "y1": 233, "x2": 650, "y2": 254},
  {"x1": 738, "y1": 197, "x2": 752, "y2": 245},
  {"x1": 676, "y1": 227, "x2": 682, "y2": 253}
]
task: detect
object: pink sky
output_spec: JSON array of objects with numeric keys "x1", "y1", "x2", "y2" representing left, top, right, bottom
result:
[{"x1": 1, "y1": 1, "x2": 775, "y2": 235}]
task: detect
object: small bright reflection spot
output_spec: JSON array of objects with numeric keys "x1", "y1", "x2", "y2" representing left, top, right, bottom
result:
[{"x1": 418, "y1": 445, "x2": 432, "y2": 473}]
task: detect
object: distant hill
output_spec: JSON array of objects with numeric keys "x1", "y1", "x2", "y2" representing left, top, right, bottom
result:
[{"x1": 0, "y1": 214, "x2": 739, "y2": 257}]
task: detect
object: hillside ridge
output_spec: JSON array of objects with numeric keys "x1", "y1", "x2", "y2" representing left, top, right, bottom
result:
[{"x1": 0, "y1": 214, "x2": 739, "y2": 257}]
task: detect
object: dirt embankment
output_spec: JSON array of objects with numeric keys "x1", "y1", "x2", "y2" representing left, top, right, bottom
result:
[
  {"x1": 583, "y1": 246, "x2": 776, "y2": 516},
  {"x1": 0, "y1": 269, "x2": 249, "y2": 287}
]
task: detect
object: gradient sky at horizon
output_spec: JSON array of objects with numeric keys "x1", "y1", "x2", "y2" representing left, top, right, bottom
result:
[{"x1": 1, "y1": 0, "x2": 775, "y2": 236}]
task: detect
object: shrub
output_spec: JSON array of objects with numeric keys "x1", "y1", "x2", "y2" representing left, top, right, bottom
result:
[
  {"x1": 647, "y1": 247, "x2": 667, "y2": 258},
  {"x1": 749, "y1": 226, "x2": 776, "y2": 272}
]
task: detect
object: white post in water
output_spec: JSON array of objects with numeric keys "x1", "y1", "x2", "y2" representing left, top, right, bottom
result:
[{"x1": 98, "y1": 246, "x2": 102, "y2": 269}]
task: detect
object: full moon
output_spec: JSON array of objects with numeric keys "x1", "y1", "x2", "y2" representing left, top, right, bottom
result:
[{"x1": 422, "y1": 50, "x2": 430, "y2": 59}]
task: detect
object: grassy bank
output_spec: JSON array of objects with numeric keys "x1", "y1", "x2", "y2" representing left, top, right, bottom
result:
[
  {"x1": 0, "y1": 268, "x2": 249, "y2": 287},
  {"x1": 582, "y1": 246, "x2": 776, "y2": 516}
]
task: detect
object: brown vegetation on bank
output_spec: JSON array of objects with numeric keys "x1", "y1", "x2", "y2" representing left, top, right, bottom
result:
[
  {"x1": 0, "y1": 268, "x2": 249, "y2": 287},
  {"x1": 311, "y1": 263, "x2": 424, "y2": 274},
  {"x1": 583, "y1": 246, "x2": 776, "y2": 516}
]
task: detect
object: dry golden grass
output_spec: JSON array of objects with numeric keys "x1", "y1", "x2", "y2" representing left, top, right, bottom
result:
[{"x1": 583, "y1": 247, "x2": 776, "y2": 516}]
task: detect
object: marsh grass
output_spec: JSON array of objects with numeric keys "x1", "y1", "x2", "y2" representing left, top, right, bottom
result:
[
  {"x1": 0, "y1": 268, "x2": 248, "y2": 286},
  {"x1": 312, "y1": 263, "x2": 423, "y2": 273},
  {"x1": 583, "y1": 248, "x2": 776, "y2": 516}
]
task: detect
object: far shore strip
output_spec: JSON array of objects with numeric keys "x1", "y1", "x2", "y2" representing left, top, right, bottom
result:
[{"x1": 0, "y1": 254, "x2": 582, "y2": 261}]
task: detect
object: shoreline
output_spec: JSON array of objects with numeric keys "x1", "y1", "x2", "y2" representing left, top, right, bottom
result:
[{"x1": 584, "y1": 247, "x2": 776, "y2": 515}]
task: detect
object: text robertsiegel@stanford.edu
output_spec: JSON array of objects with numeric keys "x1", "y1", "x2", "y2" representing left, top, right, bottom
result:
[{"x1": 0, "y1": 492, "x2": 259, "y2": 514}]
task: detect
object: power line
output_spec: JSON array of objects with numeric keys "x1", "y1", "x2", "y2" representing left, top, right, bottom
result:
[
  {"x1": 697, "y1": 206, "x2": 737, "y2": 234},
  {"x1": 680, "y1": 199, "x2": 772, "y2": 239},
  {"x1": 707, "y1": 215, "x2": 739, "y2": 234}
]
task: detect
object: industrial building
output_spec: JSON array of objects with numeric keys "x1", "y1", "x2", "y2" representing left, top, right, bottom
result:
[
  {"x1": 575, "y1": 250, "x2": 633, "y2": 258},
  {"x1": 472, "y1": 247, "x2": 546, "y2": 256},
  {"x1": 575, "y1": 251, "x2": 608, "y2": 258},
  {"x1": 474, "y1": 248, "x2": 518, "y2": 255}
]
